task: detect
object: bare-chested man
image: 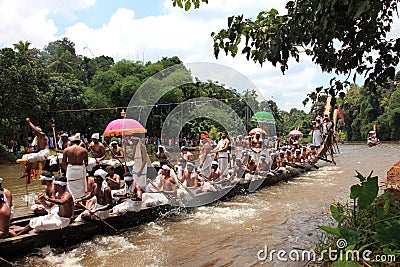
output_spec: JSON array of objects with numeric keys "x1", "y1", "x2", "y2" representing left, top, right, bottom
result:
[
  {"x1": 211, "y1": 131, "x2": 230, "y2": 178},
  {"x1": 158, "y1": 165, "x2": 177, "y2": 195},
  {"x1": 89, "y1": 133, "x2": 106, "y2": 165},
  {"x1": 0, "y1": 185, "x2": 12, "y2": 238},
  {"x1": 180, "y1": 161, "x2": 198, "y2": 188},
  {"x1": 105, "y1": 165, "x2": 121, "y2": 190},
  {"x1": 30, "y1": 171, "x2": 55, "y2": 215},
  {"x1": 62, "y1": 133, "x2": 88, "y2": 200},
  {"x1": 55, "y1": 132, "x2": 70, "y2": 152},
  {"x1": 75, "y1": 169, "x2": 113, "y2": 221},
  {"x1": 18, "y1": 176, "x2": 73, "y2": 235},
  {"x1": 250, "y1": 132, "x2": 263, "y2": 164},
  {"x1": 0, "y1": 178, "x2": 12, "y2": 219},
  {"x1": 207, "y1": 161, "x2": 222, "y2": 183},
  {"x1": 17, "y1": 118, "x2": 50, "y2": 178},
  {"x1": 108, "y1": 141, "x2": 124, "y2": 159}
]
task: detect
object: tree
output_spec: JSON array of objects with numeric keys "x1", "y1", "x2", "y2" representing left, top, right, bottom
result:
[{"x1": 173, "y1": 0, "x2": 399, "y2": 107}]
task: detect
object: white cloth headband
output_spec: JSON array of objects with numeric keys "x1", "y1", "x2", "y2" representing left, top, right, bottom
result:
[
  {"x1": 54, "y1": 181, "x2": 67, "y2": 186},
  {"x1": 40, "y1": 175, "x2": 54, "y2": 181},
  {"x1": 124, "y1": 175, "x2": 134, "y2": 182}
]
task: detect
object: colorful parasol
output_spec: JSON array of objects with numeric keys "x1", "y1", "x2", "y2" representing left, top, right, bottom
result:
[
  {"x1": 249, "y1": 128, "x2": 267, "y2": 135},
  {"x1": 288, "y1": 130, "x2": 303, "y2": 137},
  {"x1": 251, "y1": 111, "x2": 275, "y2": 123},
  {"x1": 103, "y1": 119, "x2": 147, "y2": 137}
]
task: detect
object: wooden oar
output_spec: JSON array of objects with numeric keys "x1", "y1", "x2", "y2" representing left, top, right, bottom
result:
[
  {"x1": 51, "y1": 123, "x2": 61, "y2": 174},
  {"x1": 75, "y1": 202, "x2": 117, "y2": 232},
  {"x1": 175, "y1": 177, "x2": 196, "y2": 199},
  {"x1": 0, "y1": 256, "x2": 13, "y2": 266}
]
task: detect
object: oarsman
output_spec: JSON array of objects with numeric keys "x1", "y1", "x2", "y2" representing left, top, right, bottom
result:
[
  {"x1": 105, "y1": 165, "x2": 121, "y2": 190},
  {"x1": 108, "y1": 141, "x2": 124, "y2": 159},
  {"x1": 0, "y1": 178, "x2": 12, "y2": 219},
  {"x1": 286, "y1": 150, "x2": 294, "y2": 163},
  {"x1": 250, "y1": 132, "x2": 263, "y2": 164},
  {"x1": 56, "y1": 132, "x2": 70, "y2": 152},
  {"x1": 207, "y1": 161, "x2": 222, "y2": 183},
  {"x1": 17, "y1": 176, "x2": 73, "y2": 235},
  {"x1": 245, "y1": 158, "x2": 258, "y2": 181},
  {"x1": 180, "y1": 161, "x2": 198, "y2": 188},
  {"x1": 62, "y1": 133, "x2": 88, "y2": 200},
  {"x1": 17, "y1": 118, "x2": 50, "y2": 178},
  {"x1": 259, "y1": 155, "x2": 270, "y2": 172},
  {"x1": 199, "y1": 134, "x2": 212, "y2": 178},
  {"x1": 293, "y1": 149, "x2": 305, "y2": 164},
  {"x1": 112, "y1": 173, "x2": 142, "y2": 214},
  {"x1": 30, "y1": 172, "x2": 56, "y2": 215},
  {"x1": 154, "y1": 145, "x2": 170, "y2": 161},
  {"x1": 176, "y1": 158, "x2": 187, "y2": 183},
  {"x1": 273, "y1": 152, "x2": 288, "y2": 173},
  {"x1": 130, "y1": 136, "x2": 147, "y2": 188},
  {"x1": 230, "y1": 158, "x2": 245, "y2": 179},
  {"x1": 0, "y1": 187, "x2": 12, "y2": 238},
  {"x1": 75, "y1": 169, "x2": 113, "y2": 221},
  {"x1": 89, "y1": 133, "x2": 106, "y2": 165},
  {"x1": 180, "y1": 146, "x2": 193, "y2": 161},
  {"x1": 312, "y1": 120, "x2": 323, "y2": 148},
  {"x1": 211, "y1": 131, "x2": 230, "y2": 179},
  {"x1": 158, "y1": 165, "x2": 177, "y2": 195}
]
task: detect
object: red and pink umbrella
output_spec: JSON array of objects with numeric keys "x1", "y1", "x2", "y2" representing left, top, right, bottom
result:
[
  {"x1": 288, "y1": 130, "x2": 303, "y2": 137},
  {"x1": 103, "y1": 119, "x2": 147, "y2": 137}
]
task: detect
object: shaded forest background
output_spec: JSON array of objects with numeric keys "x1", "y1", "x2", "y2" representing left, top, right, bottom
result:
[{"x1": 1, "y1": 38, "x2": 400, "y2": 148}]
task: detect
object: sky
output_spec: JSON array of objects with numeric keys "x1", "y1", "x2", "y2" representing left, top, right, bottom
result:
[{"x1": 0, "y1": 0, "x2": 399, "y2": 112}]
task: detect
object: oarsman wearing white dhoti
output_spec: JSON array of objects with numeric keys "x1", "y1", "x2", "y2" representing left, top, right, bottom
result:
[
  {"x1": 112, "y1": 173, "x2": 143, "y2": 214},
  {"x1": 130, "y1": 136, "x2": 147, "y2": 188},
  {"x1": 17, "y1": 176, "x2": 73, "y2": 235},
  {"x1": 62, "y1": 133, "x2": 88, "y2": 200}
]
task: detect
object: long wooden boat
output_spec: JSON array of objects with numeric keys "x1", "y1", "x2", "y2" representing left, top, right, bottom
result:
[{"x1": 0, "y1": 161, "x2": 321, "y2": 261}]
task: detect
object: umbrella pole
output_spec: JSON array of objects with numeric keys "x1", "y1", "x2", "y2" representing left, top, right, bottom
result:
[{"x1": 122, "y1": 133, "x2": 128, "y2": 173}]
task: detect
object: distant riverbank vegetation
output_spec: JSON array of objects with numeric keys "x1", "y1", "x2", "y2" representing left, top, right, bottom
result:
[{"x1": 1, "y1": 38, "x2": 400, "y2": 152}]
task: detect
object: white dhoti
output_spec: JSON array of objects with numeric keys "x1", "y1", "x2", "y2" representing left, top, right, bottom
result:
[
  {"x1": 26, "y1": 149, "x2": 50, "y2": 162},
  {"x1": 75, "y1": 201, "x2": 111, "y2": 221},
  {"x1": 112, "y1": 199, "x2": 142, "y2": 214},
  {"x1": 199, "y1": 154, "x2": 212, "y2": 177},
  {"x1": 66, "y1": 164, "x2": 87, "y2": 200},
  {"x1": 141, "y1": 192, "x2": 169, "y2": 207},
  {"x1": 29, "y1": 212, "x2": 70, "y2": 232},
  {"x1": 218, "y1": 152, "x2": 229, "y2": 177}
]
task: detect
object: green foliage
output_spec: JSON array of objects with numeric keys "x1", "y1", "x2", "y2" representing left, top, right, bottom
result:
[
  {"x1": 318, "y1": 171, "x2": 400, "y2": 265},
  {"x1": 350, "y1": 171, "x2": 379, "y2": 210}
]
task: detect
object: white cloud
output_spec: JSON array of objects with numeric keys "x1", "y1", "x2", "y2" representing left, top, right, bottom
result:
[
  {"x1": 0, "y1": 0, "x2": 95, "y2": 47},
  {"x1": 2, "y1": 0, "x2": 398, "y2": 112}
]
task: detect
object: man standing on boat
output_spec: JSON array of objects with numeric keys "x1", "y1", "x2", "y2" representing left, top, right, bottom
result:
[
  {"x1": 17, "y1": 176, "x2": 73, "y2": 235},
  {"x1": 17, "y1": 118, "x2": 50, "y2": 178},
  {"x1": 62, "y1": 133, "x2": 88, "y2": 200},
  {"x1": 250, "y1": 132, "x2": 263, "y2": 164},
  {"x1": 212, "y1": 131, "x2": 230, "y2": 179},
  {"x1": 199, "y1": 134, "x2": 212, "y2": 178},
  {"x1": 130, "y1": 136, "x2": 147, "y2": 188}
]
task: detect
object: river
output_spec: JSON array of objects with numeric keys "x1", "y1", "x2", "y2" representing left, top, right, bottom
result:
[{"x1": 2, "y1": 143, "x2": 399, "y2": 266}]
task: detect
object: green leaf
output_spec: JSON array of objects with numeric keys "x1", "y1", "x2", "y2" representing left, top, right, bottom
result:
[
  {"x1": 355, "y1": 170, "x2": 366, "y2": 182},
  {"x1": 330, "y1": 204, "x2": 345, "y2": 224},
  {"x1": 184, "y1": 0, "x2": 191, "y2": 11},
  {"x1": 358, "y1": 176, "x2": 379, "y2": 209},
  {"x1": 319, "y1": 225, "x2": 341, "y2": 236},
  {"x1": 339, "y1": 226, "x2": 359, "y2": 245},
  {"x1": 350, "y1": 184, "x2": 362, "y2": 199}
]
